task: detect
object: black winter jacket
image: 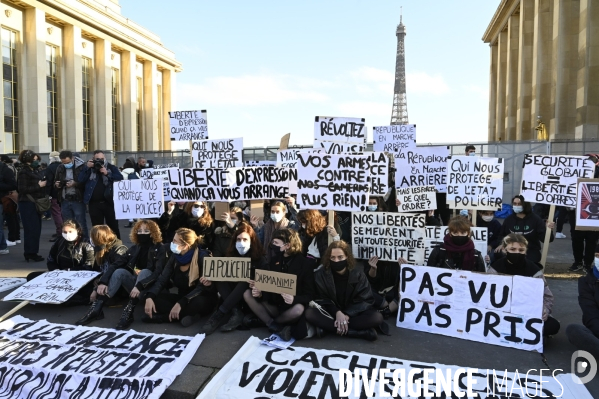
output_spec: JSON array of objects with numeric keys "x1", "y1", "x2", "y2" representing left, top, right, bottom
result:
[
  {"x1": 578, "y1": 272, "x2": 599, "y2": 338},
  {"x1": 500, "y1": 212, "x2": 554, "y2": 263},
  {"x1": 0, "y1": 162, "x2": 17, "y2": 198},
  {"x1": 95, "y1": 239, "x2": 128, "y2": 273},
  {"x1": 47, "y1": 237, "x2": 94, "y2": 271},
  {"x1": 45, "y1": 161, "x2": 60, "y2": 198},
  {"x1": 54, "y1": 160, "x2": 86, "y2": 203},
  {"x1": 313, "y1": 264, "x2": 375, "y2": 317},
  {"x1": 364, "y1": 260, "x2": 399, "y2": 293},
  {"x1": 159, "y1": 207, "x2": 215, "y2": 248},
  {"x1": 427, "y1": 244, "x2": 486, "y2": 272},
  {"x1": 17, "y1": 165, "x2": 46, "y2": 201},
  {"x1": 258, "y1": 253, "x2": 315, "y2": 307},
  {"x1": 476, "y1": 215, "x2": 503, "y2": 249},
  {"x1": 99, "y1": 243, "x2": 168, "y2": 290}
]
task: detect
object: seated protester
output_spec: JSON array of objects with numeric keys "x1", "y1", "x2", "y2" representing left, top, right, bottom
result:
[
  {"x1": 243, "y1": 228, "x2": 315, "y2": 341},
  {"x1": 297, "y1": 209, "x2": 340, "y2": 265},
  {"x1": 566, "y1": 245, "x2": 599, "y2": 361},
  {"x1": 75, "y1": 225, "x2": 127, "y2": 324},
  {"x1": 489, "y1": 234, "x2": 560, "y2": 336},
  {"x1": 305, "y1": 241, "x2": 384, "y2": 341},
  {"x1": 143, "y1": 228, "x2": 217, "y2": 325},
  {"x1": 495, "y1": 195, "x2": 555, "y2": 266},
  {"x1": 159, "y1": 200, "x2": 215, "y2": 248},
  {"x1": 212, "y1": 206, "x2": 244, "y2": 257},
  {"x1": 364, "y1": 256, "x2": 400, "y2": 319},
  {"x1": 27, "y1": 219, "x2": 94, "y2": 306},
  {"x1": 477, "y1": 210, "x2": 502, "y2": 263},
  {"x1": 78, "y1": 220, "x2": 168, "y2": 329},
  {"x1": 201, "y1": 223, "x2": 268, "y2": 334},
  {"x1": 256, "y1": 201, "x2": 299, "y2": 263},
  {"x1": 427, "y1": 216, "x2": 486, "y2": 272}
]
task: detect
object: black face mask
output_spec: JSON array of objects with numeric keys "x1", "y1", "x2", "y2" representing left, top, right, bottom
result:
[
  {"x1": 137, "y1": 233, "x2": 152, "y2": 245},
  {"x1": 506, "y1": 252, "x2": 527, "y2": 268},
  {"x1": 330, "y1": 260, "x2": 348, "y2": 272},
  {"x1": 451, "y1": 235, "x2": 470, "y2": 246}
]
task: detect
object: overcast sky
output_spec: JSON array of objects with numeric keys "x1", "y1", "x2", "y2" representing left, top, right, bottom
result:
[{"x1": 121, "y1": 1, "x2": 499, "y2": 148}]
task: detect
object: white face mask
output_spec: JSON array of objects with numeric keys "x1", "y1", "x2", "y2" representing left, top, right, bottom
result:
[
  {"x1": 170, "y1": 242, "x2": 182, "y2": 254},
  {"x1": 469, "y1": 152, "x2": 476, "y2": 157},
  {"x1": 270, "y1": 213, "x2": 283, "y2": 223},
  {"x1": 191, "y1": 206, "x2": 204, "y2": 218},
  {"x1": 482, "y1": 215, "x2": 494, "y2": 222},
  {"x1": 62, "y1": 232, "x2": 78, "y2": 242},
  {"x1": 230, "y1": 218, "x2": 238, "y2": 225},
  {"x1": 367, "y1": 205, "x2": 378, "y2": 212},
  {"x1": 513, "y1": 206, "x2": 523, "y2": 214},
  {"x1": 236, "y1": 241, "x2": 250, "y2": 255},
  {"x1": 594, "y1": 257, "x2": 599, "y2": 269}
]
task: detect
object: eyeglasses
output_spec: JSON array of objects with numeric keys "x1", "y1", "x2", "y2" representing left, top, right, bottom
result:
[{"x1": 193, "y1": 204, "x2": 206, "y2": 209}]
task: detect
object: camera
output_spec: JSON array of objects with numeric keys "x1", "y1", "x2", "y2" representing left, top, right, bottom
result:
[{"x1": 93, "y1": 160, "x2": 104, "y2": 171}]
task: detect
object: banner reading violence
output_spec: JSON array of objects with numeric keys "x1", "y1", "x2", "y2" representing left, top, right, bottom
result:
[
  {"x1": 521, "y1": 154, "x2": 595, "y2": 206},
  {"x1": 398, "y1": 265, "x2": 544, "y2": 352},
  {"x1": 314, "y1": 116, "x2": 366, "y2": 144},
  {"x1": 114, "y1": 179, "x2": 164, "y2": 219},
  {"x1": 3, "y1": 271, "x2": 99, "y2": 304},
  {"x1": 0, "y1": 315, "x2": 203, "y2": 399},
  {"x1": 446, "y1": 156, "x2": 504, "y2": 210},
  {"x1": 198, "y1": 336, "x2": 590, "y2": 399},
  {"x1": 396, "y1": 146, "x2": 449, "y2": 193},
  {"x1": 373, "y1": 124, "x2": 416, "y2": 159},
  {"x1": 396, "y1": 185, "x2": 437, "y2": 212},
  {"x1": 191, "y1": 138, "x2": 243, "y2": 169},
  {"x1": 296, "y1": 153, "x2": 370, "y2": 212},
  {"x1": 169, "y1": 110, "x2": 208, "y2": 141},
  {"x1": 168, "y1": 166, "x2": 297, "y2": 202},
  {"x1": 424, "y1": 226, "x2": 488, "y2": 263},
  {"x1": 351, "y1": 212, "x2": 425, "y2": 264}
]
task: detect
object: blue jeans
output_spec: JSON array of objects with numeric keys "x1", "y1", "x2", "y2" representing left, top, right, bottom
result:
[
  {"x1": 61, "y1": 200, "x2": 89, "y2": 240},
  {"x1": 0, "y1": 202, "x2": 6, "y2": 250},
  {"x1": 19, "y1": 201, "x2": 42, "y2": 255}
]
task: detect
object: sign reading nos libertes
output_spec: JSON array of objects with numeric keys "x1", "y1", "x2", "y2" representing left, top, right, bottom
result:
[{"x1": 169, "y1": 110, "x2": 208, "y2": 141}]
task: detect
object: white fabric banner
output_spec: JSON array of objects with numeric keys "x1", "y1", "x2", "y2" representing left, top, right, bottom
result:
[
  {"x1": 396, "y1": 146, "x2": 449, "y2": 193},
  {"x1": 314, "y1": 116, "x2": 367, "y2": 144},
  {"x1": 0, "y1": 315, "x2": 204, "y2": 399},
  {"x1": 521, "y1": 154, "x2": 595, "y2": 206},
  {"x1": 198, "y1": 336, "x2": 591, "y2": 398},
  {"x1": 169, "y1": 110, "x2": 208, "y2": 141},
  {"x1": 3, "y1": 271, "x2": 99, "y2": 304},
  {"x1": 351, "y1": 212, "x2": 426, "y2": 263},
  {"x1": 372, "y1": 124, "x2": 417, "y2": 159},
  {"x1": 0, "y1": 278, "x2": 26, "y2": 294},
  {"x1": 446, "y1": 156, "x2": 504, "y2": 210},
  {"x1": 398, "y1": 265, "x2": 545, "y2": 352},
  {"x1": 114, "y1": 179, "x2": 165, "y2": 219},
  {"x1": 191, "y1": 138, "x2": 243, "y2": 169}
]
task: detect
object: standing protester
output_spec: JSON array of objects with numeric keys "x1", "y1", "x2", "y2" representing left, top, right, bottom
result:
[
  {"x1": 495, "y1": 195, "x2": 555, "y2": 266},
  {"x1": 159, "y1": 200, "x2": 215, "y2": 248},
  {"x1": 201, "y1": 223, "x2": 267, "y2": 334},
  {"x1": 1, "y1": 155, "x2": 20, "y2": 246},
  {"x1": 55, "y1": 151, "x2": 89, "y2": 240},
  {"x1": 489, "y1": 234, "x2": 560, "y2": 337},
  {"x1": 554, "y1": 206, "x2": 568, "y2": 239},
  {"x1": 297, "y1": 209, "x2": 340, "y2": 265},
  {"x1": 46, "y1": 151, "x2": 63, "y2": 242},
  {"x1": 143, "y1": 228, "x2": 217, "y2": 325},
  {"x1": 17, "y1": 150, "x2": 47, "y2": 262},
  {"x1": 78, "y1": 150, "x2": 123, "y2": 239},
  {"x1": 243, "y1": 228, "x2": 315, "y2": 341},
  {"x1": 564, "y1": 207, "x2": 598, "y2": 272},
  {"x1": 427, "y1": 217, "x2": 486, "y2": 272},
  {"x1": 0, "y1": 156, "x2": 17, "y2": 254},
  {"x1": 306, "y1": 241, "x2": 384, "y2": 341}
]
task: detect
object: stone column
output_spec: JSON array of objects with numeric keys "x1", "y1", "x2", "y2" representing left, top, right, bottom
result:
[
  {"x1": 575, "y1": 0, "x2": 599, "y2": 138},
  {"x1": 143, "y1": 60, "x2": 158, "y2": 150},
  {"x1": 94, "y1": 38, "x2": 113, "y2": 151},
  {"x1": 22, "y1": 8, "x2": 48, "y2": 152},
  {"x1": 517, "y1": 0, "x2": 535, "y2": 139},
  {"x1": 495, "y1": 29, "x2": 508, "y2": 141},
  {"x1": 531, "y1": 0, "x2": 554, "y2": 139},
  {"x1": 162, "y1": 68, "x2": 173, "y2": 150},
  {"x1": 506, "y1": 14, "x2": 520, "y2": 141},
  {"x1": 63, "y1": 24, "x2": 84, "y2": 151},
  {"x1": 121, "y1": 51, "x2": 137, "y2": 151}
]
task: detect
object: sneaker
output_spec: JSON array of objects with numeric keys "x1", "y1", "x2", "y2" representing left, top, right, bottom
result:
[
  {"x1": 15, "y1": 240, "x2": 21, "y2": 244},
  {"x1": 0, "y1": 249, "x2": 8, "y2": 255},
  {"x1": 5, "y1": 241, "x2": 15, "y2": 247},
  {"x1": 568, "y1": 263, "x2": 583, "y2": 272},
  {"x1": 555, "y1": 232, "x2": 567, "y2": 239}
]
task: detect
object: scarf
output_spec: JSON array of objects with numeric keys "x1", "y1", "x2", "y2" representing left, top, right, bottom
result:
[
  {"x1": 443, "y1": 235, "x2": 476, "y2": 271},
  {"x1": 175, "y1": 247, "x2": 200, "y2": 287},
  {"x1": 88, "y1": 158, "x2": 109, "y2": 185}
]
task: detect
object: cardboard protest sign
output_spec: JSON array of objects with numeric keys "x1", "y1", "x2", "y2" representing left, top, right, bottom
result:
[
  {"x1": 168, "y1": 166, "x2": 297, "y2": 202},
  {"x1": 191, "y1": 138, "x2": 243, "y2": 169},
  {"x1": 244, "y1": 160, "x2": 277, "y2": 167},
  {"x1": 368, "y1": 152, "x2": 389, "y2": 196},
  {"x1": 314, "y1": 116, "x2": 366, "y2": 144},
  {"x1": 296, "y1": 153, "x2": 370, "y2": 212},
  {"x1": 521, "y1": 154, "x2": 595, "y2": 206},
  {"x1": 396, "y1": 185, "x2": 437, "y2": 211},
  {"x1": 446, "y1": 156, "x2": 504, "y2": 210},
  {"x1": 279, "y1": 133, "x2": 290, "y2": 150},
  {"x1": 576, "y1": 178, "x2": 599, "y2": 230},
  {"x1": 313, "y1": 139, "x2": 365, "y2": 154},
  {"x1": 0, "y1": 278, "x2": 26, "y2": 294},
  {"x1": 425, "y1": 226, "x2": 488, "y2": 261},
  {"x1": 396, "y1": 146, "x2": 449, "y2": 193},
  {"x1": 198, "y1": 336, "x2": 591, "y2": 399},
  {"x1": 250, "y1": 199, "x2": 265, "y2": 220},
  {"x1": 114, "y1": 179, "x2": 164, "y2": 219},
  {"x1": 351, "y1": 212, "x2": 426, "y2": 264},
  {"x1": 398, "y1": 265, "x2": 544, "y2": 351},
  {"x1": 254, "y1": 269, "x2": 296, "y2": 296},
  {"x1": 277, "y1": 149, "x2": 302, "y2": 168},
  {"x1": 213, "y1": 202, "x2": 230, "y2": 219},
  {"x1": 169, "y1": 110, "x2": 208, "y2": 141},
  {"x1": 373, "y1": 124, "x2": 416, "y2": 159},
  {"x1": 3, "y1": 271, "x2": 99, "y2": 304},
  {"x1": 203, "y1": 257, "x2": 251, "y2": 282},
  {"x1": 0, "y1": 315, "x2": 204, "y2": 399}
]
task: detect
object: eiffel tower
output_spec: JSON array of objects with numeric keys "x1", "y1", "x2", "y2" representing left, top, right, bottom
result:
[{"x1": 390, "y1": 9, "x2": 408, "y2": 125}]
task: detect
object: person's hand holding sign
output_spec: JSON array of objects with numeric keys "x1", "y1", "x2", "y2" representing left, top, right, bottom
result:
[
  {"x1": 281, "y1": 293, "x2": 294, "y2": 304},
  {"x1": 200, "y1": 277, "x2": 212, "y2": 287}
]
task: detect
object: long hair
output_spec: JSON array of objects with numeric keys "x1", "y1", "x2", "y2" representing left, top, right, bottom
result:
[
  {"x1": 130, "y1": 219, "x2": 162, "y2": 245},
  {"x1": 184, "y1": 201, "x2": 213, "y2": 228},
  {"x1": 226, "y1": 222, "x2": 264, "y2": 261},
  {"x1": 61, "y1": 219, "x2": 83, "y2": 242},
  {"x1": 322, "y1": 240, "x2": 356, "y2": 271},
  {"x1": 176, "y1": 227, "x2": 204, "y2": 249},
  {"x1": 512, "y1": 195, "x2": 533, "y2": 214},
  {"x1": 18, "y1": 150, "x2": 36, "y2": 164},
  {"x1": 90, "y1": 225, "x2": 118, "y2": 265},
  {"x1": 272, "y1": 228, "x2": 302, "y2": 256},
  {"x1": 297, "y1": 209, "x2": 327, "y2": 237}
]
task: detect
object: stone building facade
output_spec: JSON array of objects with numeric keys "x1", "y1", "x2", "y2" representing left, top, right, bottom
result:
[
  {"x1": 483, "y1": 0, "x2": 598, "y2": 141},
  {"x1": 0, "y1": 0, "x2": 181, "y2": 154}
]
